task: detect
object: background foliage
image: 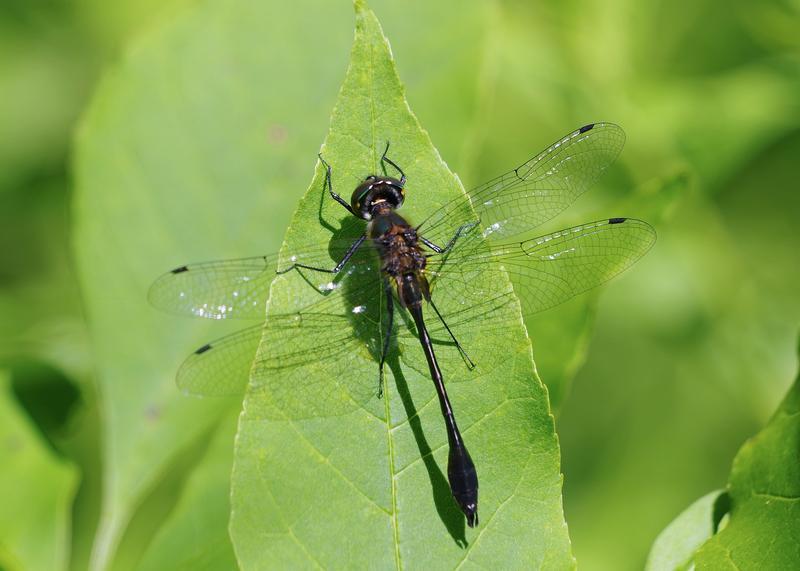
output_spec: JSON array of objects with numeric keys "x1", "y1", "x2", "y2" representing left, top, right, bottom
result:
[{"x1": 1, "y1": 0, "x2": 798, "y2": 569}]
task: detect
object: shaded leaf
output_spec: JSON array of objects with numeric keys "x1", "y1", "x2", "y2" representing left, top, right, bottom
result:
[
  {"x1": 0, "y1": 373, "x2": 78, "y2": 571},
  {"x1": 137, "y1": 414, "x2": 238, "y2": 571}
]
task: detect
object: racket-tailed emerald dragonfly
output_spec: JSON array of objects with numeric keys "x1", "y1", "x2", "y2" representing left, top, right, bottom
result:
[{"x1": 149, "y1": 122, "x2": 655, "y2": 528}]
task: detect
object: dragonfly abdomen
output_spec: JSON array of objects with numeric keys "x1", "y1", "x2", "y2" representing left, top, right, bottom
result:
[{"x1": 407, "y1": 302, "x2": 479, "y2": 527}]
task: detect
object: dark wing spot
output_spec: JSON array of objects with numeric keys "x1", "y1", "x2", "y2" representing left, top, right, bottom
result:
[
  {"x1": 194, "y1": 343, "x2": 212, "y2": 354},
  {"x1": 171, "y1": 265, "x2": 189, "y2": 274},
  {"x1": 579, "y1": 123, "x2": 595, "y2": 133},
  {"x1": 608, "y1": 217, "x2": 627, "y2": 224}
]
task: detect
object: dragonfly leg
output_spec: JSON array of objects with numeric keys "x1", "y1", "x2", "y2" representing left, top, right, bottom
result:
[
  {"x1": 276, "y1": 234, "x2": 366, "y2": 274},
  {"x1": 420, "y1": 220, "x2": 480, "y2": 254},
  {"x1": 318, "y1": 153, "x2": 356, "y2": 215},
  {"x1": 377, "y1": 279, "x2": 395, "y2": 398},
  {"x1": 429, "y1": 298, "x2": 475, "y2": 370},
  {"x1": 380, "y1": 141, "x2": 406, "y2": 185}
]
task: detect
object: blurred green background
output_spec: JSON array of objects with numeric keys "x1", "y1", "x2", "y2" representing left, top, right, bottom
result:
[{"x1": 2, "y1": 0, "x2": 799, "y2": 569}]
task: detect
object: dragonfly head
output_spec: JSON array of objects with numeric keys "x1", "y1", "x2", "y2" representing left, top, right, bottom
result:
[{"x1": 351, "y1": 175, "x2": 405, "y2": 220}]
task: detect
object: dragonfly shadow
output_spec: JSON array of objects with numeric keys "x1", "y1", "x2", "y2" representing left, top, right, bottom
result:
[
  {"x1": 386, "y1": 354, "x2": 468, "y2": 547},
  {"x1": 325, "y1": 214, "x2": 467, "y2": 543},
  {"x1": 289, "y1": 214, "x2": 370, "y2": 302}
]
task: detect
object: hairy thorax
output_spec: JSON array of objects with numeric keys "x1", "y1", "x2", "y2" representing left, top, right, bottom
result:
[
  {"x1": 368, "y1": 212, "x2": 430, "y2": 307},
  {"x1": 368, "y1": 212, "x2": 426, "y2": 276}
]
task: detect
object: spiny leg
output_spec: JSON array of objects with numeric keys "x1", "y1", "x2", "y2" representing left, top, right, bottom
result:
[
  {"x1": 380, "y1": 141, "x2": 406, "y2": 185},
  {"x1": 318, "y1": 153, "x2": 356, "y2": 215},
  {"x1": 276, "y1": 234, "x2": 366, "y2": 275},
  {"x1": 284, "y1": 155, "x2": 363, "y2": 275},
  {"x1": 429, "y1": 298, "x2": 475, "y2": 370},
  {"x1": 420, "y1": 220, "x2": 480, "y2": 254}
]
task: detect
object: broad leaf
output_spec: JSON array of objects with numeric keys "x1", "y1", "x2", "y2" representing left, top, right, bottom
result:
[
  {"x1": 137, "y1": 413, "x2": 239, "y2": 571},
  {"x1": 0, "y1": 373, "x2": 78, "y2": 571},
  {"x1": 692, "y1": 346, "x2": 800, "y2": 568},
  {"x1": 230, "y1": 1, "x2": 574, "y2": 568},
  {"x1": 645, "y1": 490, "x2": 725, "y2": 571},
  {"x1": 74, "y1": 0, "x2": 491, "y2": 567},
  {"x1": 646, "y1": 340, "x2": 800, "y2": 569},
  {"x1": 72, "y1": 1, "x2": 357, "y2": 568}
]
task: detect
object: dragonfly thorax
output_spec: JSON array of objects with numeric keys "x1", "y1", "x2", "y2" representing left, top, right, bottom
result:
[
  {"x1": 350, "y1": 175, "x2": 405, "y2": 220},
  {"x1": 368, "y1": 212, "x2": 429, "y2": 307}
]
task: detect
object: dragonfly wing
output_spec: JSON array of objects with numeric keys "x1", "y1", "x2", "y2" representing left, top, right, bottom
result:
[
  {"x1": 177, "y1": 324, "x2": 263, "y2": 396},
  {"x1": 420, "y1": 218, "x2": 655, "y2": 380},
  {"x1": 418, "y1": 123, "x2": 626, "y2": 245},
  {"x1": 173, "y1": 250, "x2": 387, "y2": 418},
  {"x1": 249, "y1": 299, "x2": 385, "y2": 419},
  {"x1": 149, "y1": 255, "x2": 279, "y2": 320},
  {"x1": 499, "y1": 218, "x2": 656, "y2": 317},
  {"x1": 176, "y1": 314, "x2": 373, "y2": 401},
  {"x1": 433, "y1": 217, "x2": 655, "y2": 317},
  {"x1": 148, "y1": 239, "x2": 368, "y2": 320}
]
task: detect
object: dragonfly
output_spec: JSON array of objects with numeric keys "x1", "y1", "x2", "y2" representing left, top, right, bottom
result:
[{"x1": 149, "y1": 122, "x2": 656, "y2": 528}]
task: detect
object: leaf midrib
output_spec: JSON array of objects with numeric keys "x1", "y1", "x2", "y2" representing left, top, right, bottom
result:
[{"x1": 364, "y1": 31, "x2": 404, "y2": 571}]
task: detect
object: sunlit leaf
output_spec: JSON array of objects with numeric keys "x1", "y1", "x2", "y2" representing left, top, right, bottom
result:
[
  {"x1": 229, "y1": 2, "x2": 574, "y2": 567},
  {"x1": 645, "y1": 490, "x2": 725, "y2": 571}
]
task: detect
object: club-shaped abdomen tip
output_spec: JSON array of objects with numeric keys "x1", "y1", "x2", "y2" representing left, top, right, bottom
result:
[
  {"x1": 451, "y1": 488, "x2": 479, "y2": 527},
  {"x1": 448, "y1": 446, "x2": 480, "y2": 527},
  {"x1": 464, "y1": 502, "x2": 479, "y2": 528}
]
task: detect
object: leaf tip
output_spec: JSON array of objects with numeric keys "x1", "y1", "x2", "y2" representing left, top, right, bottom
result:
[{"x1": 353, "y1": 0, "x2": 369, "y2": 17}]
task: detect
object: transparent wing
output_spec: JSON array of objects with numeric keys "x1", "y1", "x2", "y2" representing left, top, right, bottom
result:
[
  {"x1": 174, "y1": 244, "x2": 389, "y2": 419},
  {"x1": 491, "y1": 218, "x2": 654, "y2": 317},
  {"x1": 429, "y1": 217, "x2": 655, "y2": 316},
  {"x1": 149, "y1": 255, "x2": 279, "y2": 320},
  {"x1": 148, "y1": 238, "x2": 366, "y2": 320},
  {"x1": 248, "y1": 302, "x2": 386, "y2": 419},
  {"x1": 420, "y1": 218, "x2": 656, "y2": 381},
  {"x1": 418, "y1": 122, "x2": 626, "y2": 246},
  {"x1": 177, "y1": 325, "x2": 263, "y2": 396},
  {"x1": 178, "y1": 309, "x2": 382, "y2": 405},
  {"x1": 169, "y1": 218, "x2": 654, "y2": 416}
]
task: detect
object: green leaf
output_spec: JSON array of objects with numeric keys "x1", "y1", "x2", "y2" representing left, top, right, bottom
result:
[
  {"x1": 526, "y1": 295, "x2": 598, "y2": 413},
  {"x1": 72, "y1": 2, "x2": 356, "y2": 568},
  {"x1": 645, "y1": 490, "x2": 725, "y2": 571},
  {"x1": 137, "y1": 413, "x2": 238, "y2": 571},
  {"x1": 0, "y1": 373, "x2": 78, "y2": 571},
  {"x1": 74, "y1": 0, "x2": 489, "y2": 567},
  {"x1": 230, "y1": 2, "x2": 573, "y2": 567},
  {"x1": 645, "y1": 340, "x2": 800, "y2": 570},
  {"x1": 692, "y1": 346, "x2": 800, "y2": 569}
]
